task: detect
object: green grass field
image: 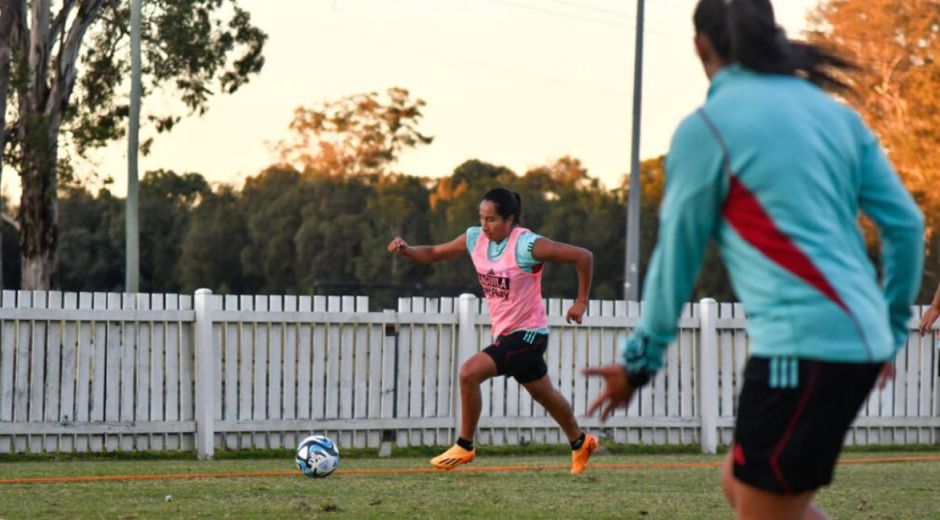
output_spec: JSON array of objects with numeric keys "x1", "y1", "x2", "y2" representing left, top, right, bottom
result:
[{"x1": 1, "y1": 449, "x2": 938, "y2": 519}]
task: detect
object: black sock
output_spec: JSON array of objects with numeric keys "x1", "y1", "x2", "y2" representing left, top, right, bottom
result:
[
  {"x1": 456, "y1": 437, "x2": 474, "y2": 451},
  {"x1": 570, "y1": 432, "x2": 586, "y2": 451}
]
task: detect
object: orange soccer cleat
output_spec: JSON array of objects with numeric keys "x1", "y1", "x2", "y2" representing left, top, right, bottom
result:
[
  {"x1": 430, "y1": 443, "x2": 476, "y2": 470},
  {"x1": 571, "y1": 434, "x2": 599, "y2": 475}
]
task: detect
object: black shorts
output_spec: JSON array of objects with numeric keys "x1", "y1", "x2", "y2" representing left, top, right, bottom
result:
[
  {"x1": 732, "y1": 356, "x2": 882, "y2": 495},
  {"x1": 482, "y1": 331, "x2": 549, "y2": 384}
]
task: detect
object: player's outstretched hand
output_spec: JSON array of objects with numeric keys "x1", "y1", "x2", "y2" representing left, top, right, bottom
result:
[
  {"x1": 566, "y1": 301, "x2": 587, "y2": 324},
  {"x1": 918, "y1": 305, "x2": 940, "y2": 336},
  {"x1": 388, "y1": 236, "x2": 409, "y2": 256},
  {"x1": 584, "y1": 364, "x2": 635, "y2": 422}
]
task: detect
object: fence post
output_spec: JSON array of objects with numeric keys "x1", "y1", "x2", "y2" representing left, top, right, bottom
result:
[
  {"x1": 194, "y1": 288, "x2": 216, "y2": 460},
  {"x1": 698, "y1": 298, "x2": 719, "y2": 454},
  {"x1": 379, "y1": 309, "x2": 398, "y2": 457},
  {"x1": 454, "y1": 294, "x2": 478, "y2": 438}
]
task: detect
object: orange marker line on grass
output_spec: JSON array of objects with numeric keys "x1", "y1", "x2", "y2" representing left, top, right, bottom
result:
[
  {"x1": 0, "y1": 471, "x2": 298, "y2": 485},
  {"x1": 1, "y1": 455, "x2": 938, "y2": 485}
]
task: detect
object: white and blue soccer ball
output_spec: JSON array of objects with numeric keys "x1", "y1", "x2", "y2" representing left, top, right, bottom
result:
[{"x1": 295, "y1": 435, "x2": 339, "y2": 478}]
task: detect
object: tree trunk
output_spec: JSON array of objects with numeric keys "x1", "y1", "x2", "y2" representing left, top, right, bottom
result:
[
  {"x1": 14, "y1": 0, "x2": 102, "y2": 289},
  {"x1": 19, "y1": 115, "x2": 57, "y2": 289},
  {"x1": 15, "y1": 0, "x2": 52, "y2": 289}
]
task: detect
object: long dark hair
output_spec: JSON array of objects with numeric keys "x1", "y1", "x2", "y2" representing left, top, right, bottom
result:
[
  {"x1": 482, "y1": 188, "x2": 522, "y2": 226},
  {"x1": 693, "y1": 0, "x2": 854, "y2": 91}
]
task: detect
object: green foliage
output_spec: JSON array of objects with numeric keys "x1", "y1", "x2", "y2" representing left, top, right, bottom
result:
[
  {"x1": 139, "y1": 169, "x2": 210, "y2": 292},
  {"x1": 52, "y1": 154, "x2": 742, "y2": 305},
  {"x1": 69, "y1": 0, "x2": 267, "y2": 155},
  {"x1": 356, "y1": 174, "x2": 434, "y2": 289},
  {"x1": 43, "y1": 79, "x2": 749, "y2": 302},
  {"x1": 57, "y1": 186, "x2": 124, "y2": 292},
  {"x1": 237, "y1": 166, "x2": 306, "y2": 293},
  {"x1": 292, "y1": 175, "x2": 373, "y2": 292},
  {"x1": 2, "y1": 0, "x2": 266, "y2": 289},
  {"x1": 179, "y1": 186, "x2": 248, "y2": 293}
]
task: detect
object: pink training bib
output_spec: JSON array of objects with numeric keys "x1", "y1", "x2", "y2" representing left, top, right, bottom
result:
[{"x1": 470, "y1": 227, "x2": 548, "y2": 337}]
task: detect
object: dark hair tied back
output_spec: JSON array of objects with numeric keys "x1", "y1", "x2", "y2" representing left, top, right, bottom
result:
[
  {"x1": 694, "y1": 0, "x2": 854, "y2": 91},
  {"x1": 482, "y1": 188, "x2": 523, "y2": 226}
]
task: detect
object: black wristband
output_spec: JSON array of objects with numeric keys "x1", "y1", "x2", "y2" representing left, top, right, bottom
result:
[{"x1": 622, "y1": 365, "x2": 651, "y2": 388}]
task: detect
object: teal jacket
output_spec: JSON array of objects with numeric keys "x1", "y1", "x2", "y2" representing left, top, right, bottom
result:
[{"x1": 622, "y1": 65, "x2": 924, "y2": 375}]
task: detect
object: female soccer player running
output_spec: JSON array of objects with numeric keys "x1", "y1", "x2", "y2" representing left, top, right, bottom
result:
[
  {"x1": 388, "y1": 188, "x2": 599, "y2": 474},
  {"x1": 586, "y1": 0, "x2": 924, "y2": 518}
]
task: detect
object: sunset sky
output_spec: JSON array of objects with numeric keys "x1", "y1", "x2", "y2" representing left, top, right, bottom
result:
[{"x1": 46, "y1": 0, "x2": 820, "y2": 197}]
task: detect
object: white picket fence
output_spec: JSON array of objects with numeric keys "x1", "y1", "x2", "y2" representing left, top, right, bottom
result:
[{"x1": 0, "y1": 290, "x2": 937, "y2": 458}]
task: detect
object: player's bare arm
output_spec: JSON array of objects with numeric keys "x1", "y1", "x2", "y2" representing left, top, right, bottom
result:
[
  {"x1": 388, "y1": 234, "x2": 467, "y2": 264},
  {"x1": 531, "y1": 238, "x2": 593, "y2": 324}
]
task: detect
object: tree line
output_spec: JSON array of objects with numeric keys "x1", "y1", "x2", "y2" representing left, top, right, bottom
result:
[
  {"x1": 31, "y1": 156, "x2": 707, "y2": 310},
  {"x1": 2, "y1": 147, "x2": 932, "y2": 311}
]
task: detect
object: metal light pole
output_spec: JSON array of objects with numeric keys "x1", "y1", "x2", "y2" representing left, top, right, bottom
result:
[
  {"x1": 624, "y1": 0, "x2": 645, "y2": 302},
  {"x1": 126, "y1": 0, "x2": 142, "y2": 292}
]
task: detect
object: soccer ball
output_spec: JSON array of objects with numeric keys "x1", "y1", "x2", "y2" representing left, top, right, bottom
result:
[{"x1": 295, "y1": 435, "x2": 339, "y2": 478}]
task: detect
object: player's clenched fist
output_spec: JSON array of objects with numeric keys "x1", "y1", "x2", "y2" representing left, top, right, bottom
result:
[{"x1": 387, "y1": 236, "x2": 409, "y2": 255}]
